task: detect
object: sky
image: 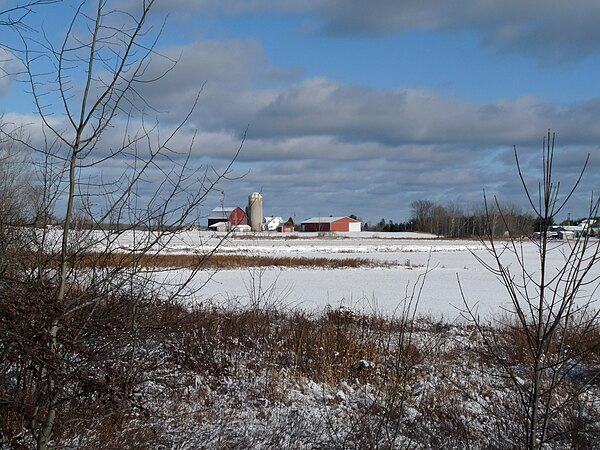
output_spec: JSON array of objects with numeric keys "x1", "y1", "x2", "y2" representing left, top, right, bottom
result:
[{"x1": 1, "y1": 0, "x2": 600, "y2": 224}]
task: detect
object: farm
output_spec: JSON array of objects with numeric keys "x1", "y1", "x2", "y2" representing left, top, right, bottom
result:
[{"x1": 2, "y1": 0, "x2": 600, "y2": 447}]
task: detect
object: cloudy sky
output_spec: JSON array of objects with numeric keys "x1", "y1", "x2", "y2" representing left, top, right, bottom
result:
[{"x1": 2, "y1": 0, "x2": 600, "y2": 224}]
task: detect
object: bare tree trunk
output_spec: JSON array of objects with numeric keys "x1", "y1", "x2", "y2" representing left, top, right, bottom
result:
[{"x1": 463, "y1": 130, "x2": 599, "y2": 449}]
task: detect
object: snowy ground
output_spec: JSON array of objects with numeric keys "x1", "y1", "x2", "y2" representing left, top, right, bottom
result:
[
  {"x1": 10, "y1": 229, "x2": 600, "y2": 448},
  {"x1": 99, "y1": 230, "x2": 600, "y2": 320}
]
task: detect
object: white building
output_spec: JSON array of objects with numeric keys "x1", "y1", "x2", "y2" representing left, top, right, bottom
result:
[{"x1": 263, "y1": 216, "x2": 284, "y2": 231}]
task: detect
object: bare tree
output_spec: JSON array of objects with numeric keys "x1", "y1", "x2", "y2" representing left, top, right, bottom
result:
[
  {"x1": 0, "y1": 1, "x2": 58, "y2": 30},
  {"x1": 0, "y1": 1, "x2": 241, "y2": 448},
  {"x1": 462, "y1": 130, "x2": 600, "y2": 448},
  {"x1": 410, "y1": 199, "x2": 434, "y2": 233}
]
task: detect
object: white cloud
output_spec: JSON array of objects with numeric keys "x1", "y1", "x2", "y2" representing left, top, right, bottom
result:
[{"x1": 0, "y1": 48, "x2": 20, "y2": 94}]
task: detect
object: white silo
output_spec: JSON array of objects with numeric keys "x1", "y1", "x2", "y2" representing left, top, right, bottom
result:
[{"x1": 248, "y1": 192, "x2": 263, "y2": 232}]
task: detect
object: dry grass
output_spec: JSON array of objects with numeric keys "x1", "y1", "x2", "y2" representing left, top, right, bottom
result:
[
  {"x1": 174, "y1": 306, "x2": 393, "y2": 385},
  {"x1": 486, "y1": 315, "x2": 600, "y2": 370},
  {"x1": 72, "y1": 252, "x2": 394, "y2": 270}
]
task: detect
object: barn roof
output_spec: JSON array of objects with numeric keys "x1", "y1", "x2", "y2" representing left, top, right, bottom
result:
[
  {"x1": 208, "y1": 206, "x2": 240, "y2": 219},
  {"x1": 301, "y1": 216, "x2": 358, "y2": 224},
  {"x1": 211, "y1": 206, "x2": 237, "y2": 213}
]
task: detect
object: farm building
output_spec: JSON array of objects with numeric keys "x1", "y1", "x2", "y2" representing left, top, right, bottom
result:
[
  {"x1": 277, "y1": 217, "x2": 295, "y2": 233},
  {"x1": 300, "y1": 216, "x2": 361, "y2": 233},
  {"x1": 208, "y1": 221, "x2": 251, "y2": 232},
  {"x1": 264, "y1": 216, "x2": 284, "y2": 231},
  {"x1": 207, "y1": 206, "x2": 247, "y2": 227}
]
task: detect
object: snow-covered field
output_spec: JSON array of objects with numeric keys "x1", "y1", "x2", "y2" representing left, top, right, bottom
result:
[
  {"x1": 102, "y1": 230, "x2": 600, "y2": 320},
  {"x1": 13, "y1": 229, "x2": 600, "y2": 448}
]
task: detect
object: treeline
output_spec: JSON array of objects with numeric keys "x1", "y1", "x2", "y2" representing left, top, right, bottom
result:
[
  {"x1": 409, "y1": 199, "x2": 536, "y2": 238},
  {"x1": 363, "y1": 200, "x2": 538, "y2": 238},
  {"x1": 363, "y1": 219, "x2": 413, "y2": 232}
]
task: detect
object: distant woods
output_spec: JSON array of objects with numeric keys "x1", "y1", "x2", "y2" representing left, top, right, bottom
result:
[{"x1": 364, "y1": 199, "x2": 537, "y2": 238}]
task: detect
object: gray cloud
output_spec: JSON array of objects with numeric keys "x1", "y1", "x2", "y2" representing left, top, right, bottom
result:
[
  {"x1": 325, "y1": 2, "x2": 600, "y2": 64},
  {"x1": 124, "y1": 38, "x2": 600, "y2": 154},
  {"x1": 8, "y1": 104, "x2": 599, "y2": 224},
  {"x1": 247, "y1": 78, "x2": 600, "y2": 149},
  {"x1": 158, "y1": 0, "x2": 600, "y2": 64},
  {"x1": 132, "y1": 41, "x2": 600, "y2": 152}
]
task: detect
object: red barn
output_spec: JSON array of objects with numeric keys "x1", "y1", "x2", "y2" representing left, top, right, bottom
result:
[
  {"x1": 207, "y1": 207, "x2": 247, "y2": 227},
  {"x1": 300, "y1": 216, "x2": 361, "y2": 233}
]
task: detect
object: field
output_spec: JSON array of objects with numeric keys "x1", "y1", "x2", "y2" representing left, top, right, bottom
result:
[
  {"x1": 5, "y1": 229, "x2": 600, "y2": 448},
  {"x1": 103, "y1": 230, "x2": 600, "y2": 320}
]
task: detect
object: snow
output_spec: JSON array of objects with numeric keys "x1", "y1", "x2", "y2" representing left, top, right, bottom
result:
[
  {"x1": 177, "y1": 262, "x2": 508, "y2": 319},
  {"x1": 110, "y1": 230, "x2": 600, "y2": 320},
  {"x1": 41, "y1": 228, "x2": 599, "y2": 320}
]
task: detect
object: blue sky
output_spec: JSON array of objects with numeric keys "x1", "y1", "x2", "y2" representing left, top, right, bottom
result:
[{"x1": 2, "y1": 1, "x2": 600, "y2": 224}]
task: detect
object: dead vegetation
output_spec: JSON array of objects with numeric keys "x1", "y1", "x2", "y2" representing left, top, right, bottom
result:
[
  {"x1": 4, "y1": 293, "x2": 599, "y2": 449},
  {"x1": 69, "y1": 252, "x2": 396, "y2": 270}
]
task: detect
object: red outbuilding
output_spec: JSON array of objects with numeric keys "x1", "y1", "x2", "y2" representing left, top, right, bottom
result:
[
  {"x1": 300, "y1": 216, "x2": 361, "y2": 233},
  {"x1": 278, "y1": 224, "x2": 295, "y2": 233}
]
